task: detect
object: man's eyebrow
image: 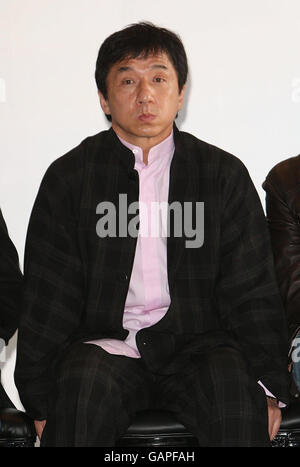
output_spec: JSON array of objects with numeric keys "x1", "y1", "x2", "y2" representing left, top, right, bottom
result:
[
  {"x1": 150, "y1": 64, "x2": 169, "y2": 71},
  {"x1": 117, "y1": 66, "x2": 133, "y2": 73},
  {"x1": 116, "y1": 64, "x2": 169, "y2": 73}
]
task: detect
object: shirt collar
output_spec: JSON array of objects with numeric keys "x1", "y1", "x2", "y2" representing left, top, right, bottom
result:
[{"x1": 117, "y1": 131, "x2": 175, "y2": 169}]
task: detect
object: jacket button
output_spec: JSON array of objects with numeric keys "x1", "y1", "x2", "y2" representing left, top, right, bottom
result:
[
  {"x1": 128, "y1": 169, "x2": 138, "y2": 180},
  {"x1": 118, "y1": 273, "x2": 128, "y2": 283}
]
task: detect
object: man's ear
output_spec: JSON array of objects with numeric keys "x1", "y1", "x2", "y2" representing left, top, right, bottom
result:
[
  {"x1": 178, "y1": 84, "x2": 186, "y2": 111},
  {"x1": 98, "y1": 91, "x2": 111, "y2": 116}
]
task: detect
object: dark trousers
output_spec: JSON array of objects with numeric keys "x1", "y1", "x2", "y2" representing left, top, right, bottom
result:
[{"x1": 40, "y1": 343, "x2": 270, "y2": 447}]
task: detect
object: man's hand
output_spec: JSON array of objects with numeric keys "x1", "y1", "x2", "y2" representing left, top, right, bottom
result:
[
  {"x1": 34, "y1": 419, "x2": 46, "y2": 440},
  {"x1": 267, "y1": 398, "x2": 281, "y2": 441}
]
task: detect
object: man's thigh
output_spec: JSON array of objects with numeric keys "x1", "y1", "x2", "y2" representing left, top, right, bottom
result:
[
  {"x1": 156, "y1": 346, "x2": 270, "y2": 447},
  {"x1": 42, "y1": 342, "x2": 154, "y2": 446}
]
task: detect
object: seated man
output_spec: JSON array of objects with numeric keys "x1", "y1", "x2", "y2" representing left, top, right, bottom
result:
[
  {"x1": 263, "y1": 156, "x2": 300, "y2": 393},
  {"x1": 0, "y1": 208, "x2": 22, "y2": 409},
  {"x1": 15, "y1": 22, "x2": 289, "y2": 447}
]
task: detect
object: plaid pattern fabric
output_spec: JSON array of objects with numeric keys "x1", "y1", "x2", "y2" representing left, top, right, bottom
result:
[
  {"x1": 40, "y1": 343, "x2": 154, "y2": 446},
  {"x1": 15, "y1": 125, "x2": 290, "y2": 420},
  {"x1": 40, "y1": 342, "x2": 270, "y2": 447},
  {"x1": 156, "y1": 345, "x2": 270, "y2": 447}
]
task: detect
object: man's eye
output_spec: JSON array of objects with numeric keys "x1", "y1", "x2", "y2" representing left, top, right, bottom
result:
[
  {"x1": 154, "y1": 77, "x2": 165, "y2": 83},
  {"x1": 123, "y1": 79, "x2": 133, "y2": 85}
]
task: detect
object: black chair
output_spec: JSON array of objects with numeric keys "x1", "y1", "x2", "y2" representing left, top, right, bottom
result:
[
  {"x1": 0, "y1": 380, "x2": 36, "y2": 447},
  {"x1": 272, "y1": 398, "x2": 300, "y2": 447},
  {"x1": 117, "y1": 399, "x2": 300, "y2": 447},
  {"x1": 0, "y1": 408, "x2": 36, "y2": 447},
  {"x1": 116, "y1": 410, "x2": 198, "y2": 447},
  {"x1": 1, "y1": 392, "x2": 300, "y2": 447}
]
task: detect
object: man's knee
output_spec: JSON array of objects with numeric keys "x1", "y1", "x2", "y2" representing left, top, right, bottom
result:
[{"x1": 206, "y1": 346, "x2": 249, "y2": 378}]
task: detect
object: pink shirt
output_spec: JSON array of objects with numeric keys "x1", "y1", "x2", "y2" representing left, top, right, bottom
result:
[{"x1": 86, "y1": 131, "x2": 174, "y2": 357}]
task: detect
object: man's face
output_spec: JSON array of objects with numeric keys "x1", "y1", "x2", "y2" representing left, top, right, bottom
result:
[{"x1": 99, "y1": 52, "x2": 185, "y2": 148}]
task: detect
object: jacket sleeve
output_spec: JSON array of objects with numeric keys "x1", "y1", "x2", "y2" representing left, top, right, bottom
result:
[
  {"x1": 0, "y1": 208, "x2": 22, "y2": 344},
  {"x1": 14, "y1": 164, "x2": 84, "y2": 420},
  {"x1": 216, "y1": 159, "x2": 290, "y2": 405},
  {"x1": 262, "y1": 171, "x2": 300, "y2": 343}
]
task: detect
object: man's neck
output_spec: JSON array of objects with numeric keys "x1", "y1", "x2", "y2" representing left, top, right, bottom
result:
[{"x1": 112, "y1": 125, "x2": 174, "y2": 165}]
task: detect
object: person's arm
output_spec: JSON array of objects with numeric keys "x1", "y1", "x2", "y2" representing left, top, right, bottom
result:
[
  {"x1": 0, "y1": 208, "x2": 22, "y2": 343},
  {"x1": 258, "y1": 381, "x2": 284, "y2": 440},
  {"x1": 216, "y1": 156, "x2": 290, "y2": 407},
  {"x1": 263, "y1": 172, "x2": 300, "y2": 343},
  {"x1": 215, "y1": 158, "x2": 289, "y2": 440},
  {"x1": 14, "y1": 162, "x2": 84, "y2": 421}
]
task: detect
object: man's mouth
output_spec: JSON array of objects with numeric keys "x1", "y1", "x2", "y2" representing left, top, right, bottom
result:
[{"x1": 138, "y1": 113, "x2": 156, "y2": 122}]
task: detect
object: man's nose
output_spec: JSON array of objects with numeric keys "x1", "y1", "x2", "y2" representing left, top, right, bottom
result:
[{"x1": 136, "y1": 80, "x2": 154, "y2": 104}]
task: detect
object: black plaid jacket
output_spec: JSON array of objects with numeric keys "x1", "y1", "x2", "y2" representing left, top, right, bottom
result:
[{"x1": 15, "y1": 125, "x2": 290, "y2": 420}]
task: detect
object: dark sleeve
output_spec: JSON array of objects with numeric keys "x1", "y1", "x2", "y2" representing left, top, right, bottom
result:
[
  {"x1": 14, "y1": 164, "x2": 84, "y2": 420},
  {"x1": 216, "y1": 159, "x2": 290, "y2": 405},
  {"x1": 0, "y1": 208, "x2": 22, "y2": 344},
  {"x1": 263, "y1": 173, "x2": 300, "y2": 342}
]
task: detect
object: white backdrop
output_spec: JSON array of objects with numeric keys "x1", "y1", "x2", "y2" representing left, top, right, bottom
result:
[{"x1": 1, "y1": 0, "x2": 300, "y2": 409}]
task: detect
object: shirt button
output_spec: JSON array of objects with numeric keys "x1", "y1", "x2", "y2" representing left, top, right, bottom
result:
[{"x1": 132, "y1": 149, "x2": 138, "y2": 155}]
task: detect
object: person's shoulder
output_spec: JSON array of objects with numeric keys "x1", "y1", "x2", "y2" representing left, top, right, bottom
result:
[
  {"x1": 178, "y1": 129, "x2": 248, "y2": 174},
  {"x1": 264, "y1": 154, "x2": 300, "y2": 194},
  {"x1": 34, "y1": 130, "x2": 112, "y2": 211},
  {"x1": 45, "y1": 129, "x2": 110, "y2": 179}
]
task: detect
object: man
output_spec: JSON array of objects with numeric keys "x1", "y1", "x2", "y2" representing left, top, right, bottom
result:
[
  {"x1": 15, "y1": 22, "x2": 289, "y2": 447},
  {"x1": 0, "y1": 208, "x2": 22, "y2": 409},
  {"x1": 263, "y1": 156, "x2": 300, "y2": 393}
]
